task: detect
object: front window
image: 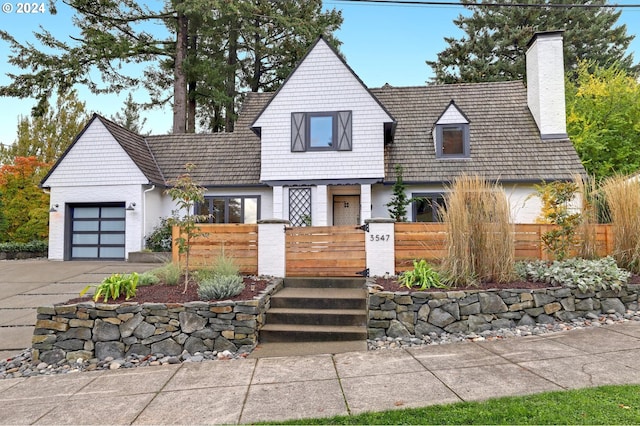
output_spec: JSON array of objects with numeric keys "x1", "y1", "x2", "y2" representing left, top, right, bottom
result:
[
  {"x1": 309, "y1": 115, "x2": 334, "y2": 148},
  {"x1": 196, "y1": 196, "x2": 260, "y2": 224},
  {"x1": 413, "y1": 194, "x2": 446, "y2": 222}
]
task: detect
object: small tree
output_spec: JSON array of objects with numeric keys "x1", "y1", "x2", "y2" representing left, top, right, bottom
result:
[
  {"x1": 166, "y1": 164, "x2": 206, "y2": 293},
  {"x1": 534, "y1": 181, "x2": 582, "y2": 261},
  {"x1": 387, "y1": 165, "x2": 411, "y2": 222}
]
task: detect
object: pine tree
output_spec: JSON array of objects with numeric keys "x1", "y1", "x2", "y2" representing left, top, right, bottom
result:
[
  {"x1": 110, "y1": 93, "x2": 148, "y2": 135},
  {"x1": 428, "y1": 0, "x2": 637, "y2": 84},
  {"x1": 386, "y1": 165, "x2": 410, "y2": 222}
]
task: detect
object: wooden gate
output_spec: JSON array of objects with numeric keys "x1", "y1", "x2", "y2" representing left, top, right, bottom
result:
[{"x1": 285, "y1": 225, "x2": 366, "y2": 277}]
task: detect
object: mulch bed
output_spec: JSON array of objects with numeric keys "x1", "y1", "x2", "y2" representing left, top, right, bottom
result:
[{"x1": 63, "y1": 277, "x2": 270, "y2": 305}]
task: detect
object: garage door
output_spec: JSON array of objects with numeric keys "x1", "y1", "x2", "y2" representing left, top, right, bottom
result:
[{"x1": 69, "y1": 204, "x2": 126, "y2": 260}]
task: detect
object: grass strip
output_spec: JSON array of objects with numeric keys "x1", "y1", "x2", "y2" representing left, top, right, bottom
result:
[{"x1": 266, "y1": 385, "x2": 640, "y2": 425}]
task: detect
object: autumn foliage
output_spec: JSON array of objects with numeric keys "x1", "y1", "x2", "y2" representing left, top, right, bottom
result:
[{"x1": 0, "y1": 156, "x2": 50, "y2": 243}]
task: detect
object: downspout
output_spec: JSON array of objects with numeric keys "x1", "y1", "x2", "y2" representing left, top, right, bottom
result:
[{"x1": 142, "y1": 185, "x2": 156, "y2": 249}]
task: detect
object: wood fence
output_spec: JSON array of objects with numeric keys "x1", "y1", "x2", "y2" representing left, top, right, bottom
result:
[
  {"x1": 172, "y1": 224, "x2": 258, "y2": 275},
  {"x1": 285, "y1": 225, "x2": 366, "y2": 277},
  {"x1": 395, "y1": 223, "x2": 614, "y2": 272}
]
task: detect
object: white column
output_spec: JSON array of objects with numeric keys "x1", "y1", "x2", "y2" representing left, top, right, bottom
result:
[
  {"x1": 258, "y1": 219, "x2": 289, "y2": 277},
  {"x1": 272, "y1": 186, "x2": 284, "y2": 219},
  {"x1": 315, "y1": 185, "x2": 328, "y2": 226},
  {"x1": 365, "y1": 218, "x2": 396, "y2": 277},
  {"x1": 360, "y1": 183, "x2": 372, "y2": 224}
]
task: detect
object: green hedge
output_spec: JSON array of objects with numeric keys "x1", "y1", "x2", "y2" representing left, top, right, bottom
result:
[{"x1": 0, "y1": 240, "x2": 48, "y2": 254}]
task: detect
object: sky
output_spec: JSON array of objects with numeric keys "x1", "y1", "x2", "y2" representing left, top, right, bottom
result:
[{"x1": 0, "y1": 0, "x2": 639, "y2": 146}]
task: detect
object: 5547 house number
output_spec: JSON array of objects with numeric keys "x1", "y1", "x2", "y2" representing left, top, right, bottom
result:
[{"x1": 369, "y1": 234, "x2": 390, "y2": 242}]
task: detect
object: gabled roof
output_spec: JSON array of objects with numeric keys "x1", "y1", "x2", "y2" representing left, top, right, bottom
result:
[
  {"x1": 250, "y1": 36, "x2": 395, "y2": 131},
  {"x1": 41, "y1": 114, "x2": 165, "y2": 187},
  {"x1": 373, "y1": 81, "x2": 585, "y2": 183}
]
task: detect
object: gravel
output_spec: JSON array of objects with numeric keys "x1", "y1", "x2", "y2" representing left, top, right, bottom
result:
[{"x1": 2, "y1": 310, "x2": 640, "y2": 379}]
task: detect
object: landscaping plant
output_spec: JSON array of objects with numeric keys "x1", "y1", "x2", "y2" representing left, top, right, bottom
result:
[
  {"x1": 516, "y1": 257, "x2": 630, "y2": 293},
  {"x1": 80, "y1": 272, "x2": 139, "y2": 302},
  {"x1": 166, "y1": 163, "x2": 207, "y2": 293},
  {"x1": 574, "y1": 174, "x2": 600, "y2": 260},
  {"x1": 440, "y1": 174, "x2": 515, "y2": 286},
  {"x1": 197, "y1": 275, "x2": 244, "y2": 300},
  {"x1": 399, "y1": 259, "x2": 446, "y2": 290},
  {"x1": 602, "y1": 175, "x2": 640, "y2": 274},
  {"x1": 145, "y1": 217, "x2": 173, "y2": 252},
  {"x1": 148, "y1": 262, "x2": 182, "y2": 286},
  {"x1": 534, "y1": 180, "x2": 582, "y2": 261},
  {"x1": 196, "y1": 251, "x2": 244, "y2": 301}
]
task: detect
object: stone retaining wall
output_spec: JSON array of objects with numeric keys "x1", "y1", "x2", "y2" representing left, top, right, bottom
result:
[
  {"x1": 367, "y1": 283, "x2": 640, "y2": 340},
  {"x1": 32, "y1": 279, "x2": 283, "y2": 363}
]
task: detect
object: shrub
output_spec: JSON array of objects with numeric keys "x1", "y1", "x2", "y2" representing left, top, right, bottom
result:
[
  {"x1": 534, "y1": 180, "x2": 582, "y2": 261},
  {"x1": 399, "y1": 259, "x2": 446, "y2": 290},
  {"x1": 517, "y1": 257, "x2": 630, "y2": 293},
  {"x1": 0, "y1": 240, "x2": 47, "y2": 253},
  {"x1": 195, "y1": 252, "x2": 240, "y2": 284},
  {"x1": 80, "y1": 273, "x2": 139, "y2": 302},
  {"x1": 197, "y1": 275, "x2": 244, "y2": 300},
  {"x1": 138, "y1": 271, "x2": 160, "y2": 286},
  {"x1": 574, "y1": 175, "x2": 600, "y2": 260},
  {"x1": 145, "y1": 218, "x2": 172, "y2": 252},
  {"x1": 440, "y1": 174, "x2": 515, "y2": 286},
  {"x1": 602, "y1": 175, "x2": 640, "y2": 273},
  {"x1": 148, "y1": 263, "x2": 182, "y2": 286}
]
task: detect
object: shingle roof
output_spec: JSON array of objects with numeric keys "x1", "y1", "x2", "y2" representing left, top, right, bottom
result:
[
  {"x1": 146, "y1": 92, "x2": 268, "y2": 186},
  {"x1": 96, "y1": 116, "x2": 165, "y2": 185},
  {"x1": 371, "y1": 81, "x2": 585, "y2": 183}
]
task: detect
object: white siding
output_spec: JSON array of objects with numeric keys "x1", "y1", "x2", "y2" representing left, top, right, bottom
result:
[
  {"x1": 371, "y1": 183, "x2": 548, "y2": 224},
  {"x1": 48, "y1": 185, "x2": 145, "y2": 260},
  {"x1": 436, "y1": 104, "x2": 469, "y2": 125},
  {"x1": 254, "y1": 39, "x2": 393, "y2": 182},
  {"x1": 43, "y1": 120, "x2": 148, "y2": 187}
]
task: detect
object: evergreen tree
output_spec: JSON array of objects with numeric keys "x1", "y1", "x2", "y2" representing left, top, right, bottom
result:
[
  {"x1": 110, "y1": 93, "x2": 148, "y2": 135},
  {"x1": 428, "y1": 0, "x2": 637, "y2": 84},
  {"x1": 1, "y1": 0, "x2": 342, "y2": 133},
  {"x1": 387, "y1": 165, "x2": 410, "y2": 222}
]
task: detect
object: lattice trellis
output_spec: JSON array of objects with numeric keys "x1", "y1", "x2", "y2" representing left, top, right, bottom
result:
[{"x1": 289, "y1": 188, "x2": 312, "y2": 227}]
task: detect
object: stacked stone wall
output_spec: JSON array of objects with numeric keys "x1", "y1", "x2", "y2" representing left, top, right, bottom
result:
[
  {"x1": 33, "y1": 279, "x2": 283, "y2": 363},
  {"x1": 367, "y1": 284, "x2": 640, "y2": 339}
]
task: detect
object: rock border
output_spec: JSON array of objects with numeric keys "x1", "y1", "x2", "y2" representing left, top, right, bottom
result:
[
  {"x1": 32, "y1": 278, "x2": 283, "y2": 363},
  {"x1": 366, "y1": 279, "x2": 640, "y2": 340}
]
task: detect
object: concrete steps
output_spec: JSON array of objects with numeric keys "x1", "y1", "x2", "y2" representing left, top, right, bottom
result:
[{"x1": 260, "y1": 277, "x2": 367, "y2": 345}]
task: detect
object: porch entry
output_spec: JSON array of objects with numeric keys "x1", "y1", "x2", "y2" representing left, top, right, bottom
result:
[
  {"x1": 285, "y1": 225, "x2": 366, "y2": 276},
  {"x1": 333, "y1": 195, "x2": 360, "y2": 226}
]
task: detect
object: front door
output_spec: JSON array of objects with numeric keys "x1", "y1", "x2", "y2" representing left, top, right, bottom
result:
[{"x1": 333, "y1": 195, "x2": 360, "y2": 226}]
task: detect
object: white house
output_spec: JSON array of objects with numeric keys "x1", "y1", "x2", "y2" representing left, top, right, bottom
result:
[{"x1": 41, "y1": 31, "x2": 585, "y2": 261}]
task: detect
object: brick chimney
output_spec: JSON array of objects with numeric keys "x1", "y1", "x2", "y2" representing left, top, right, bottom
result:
[{"x1": 526, "y1": 31, "x2": 568, "y2": 140}]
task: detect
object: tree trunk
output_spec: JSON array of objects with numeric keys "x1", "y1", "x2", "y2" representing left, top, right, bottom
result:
[
  {"x1": 251, "y1": 18, "x2": 261, "y2": 92},
  {"x1": 225, "y1": 20, "x2": 237, "y2": 132},
  {"x1": 187, "y1": 34, "x2": 197, "y2": 133},
  {"x1": 173, "y1": 10, "x2": 188, "y2": 134}
]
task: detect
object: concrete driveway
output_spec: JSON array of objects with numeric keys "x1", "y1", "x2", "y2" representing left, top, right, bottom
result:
[{"x1": 0, "y1": 260, "x2": 155, "y2": 359}]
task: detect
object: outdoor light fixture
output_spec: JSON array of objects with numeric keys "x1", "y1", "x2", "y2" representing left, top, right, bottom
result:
[
  {"x1": 126, "y1": 202, "x2": 136, "y2": 211},
  {"x1": 49, "y1": 204, "x2": 59, "y2": 213}
]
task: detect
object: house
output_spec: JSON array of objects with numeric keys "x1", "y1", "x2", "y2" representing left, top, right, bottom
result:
[{"x1": 41, "y1": 31, "x2": 585, "y2": 261}]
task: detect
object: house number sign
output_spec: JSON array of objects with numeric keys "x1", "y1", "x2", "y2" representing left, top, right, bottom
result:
[{"x1": 370, "y1": 234, "x2": 390, "y2": 242}]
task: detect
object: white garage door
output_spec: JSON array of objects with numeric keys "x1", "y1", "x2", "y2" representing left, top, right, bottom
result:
[{"x1": 69, "y1": 204, "x2": 126, "y2": 260}]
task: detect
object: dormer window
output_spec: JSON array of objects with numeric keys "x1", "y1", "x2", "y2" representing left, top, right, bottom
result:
[
  {"x1": 433, "y1": 100, "x2": 470, "y2": 159},
  {"x1": 291, "y1": 111, "x2": 352, "y2": 152}
]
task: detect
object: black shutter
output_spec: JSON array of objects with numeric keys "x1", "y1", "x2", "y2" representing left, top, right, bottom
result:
[
  {"x1": 336, "y1": 111, "x2": 352, "y2": 151},
  {"x1": 291, "y1": 112, "x2": 306, "y2": 152}
]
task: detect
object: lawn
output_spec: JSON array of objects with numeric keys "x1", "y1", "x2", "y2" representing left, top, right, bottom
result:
[{"x1": 270, "y1": 385, "x2": 640, "y2": 425}]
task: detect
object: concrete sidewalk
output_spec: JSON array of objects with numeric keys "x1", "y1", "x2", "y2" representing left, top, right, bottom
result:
[
  {"x1": 1, "y1": 322, "x2": 640, "y2": 424},
  {"x1": 0, "y1": 260, "x2": 155, "y2": 359}
]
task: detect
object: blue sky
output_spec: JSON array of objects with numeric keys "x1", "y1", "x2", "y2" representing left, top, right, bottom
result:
[{"x1": 0, "y1": 0, "x2": 638, "y2": 145}]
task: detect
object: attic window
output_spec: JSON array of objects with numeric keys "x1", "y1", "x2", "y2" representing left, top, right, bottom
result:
[
  {"x1": 435, "y1": 124, "x2": 469, "y2": 158},
  {"x1": 434, "y1": 100, "x2": 470, "y2": 159}
]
